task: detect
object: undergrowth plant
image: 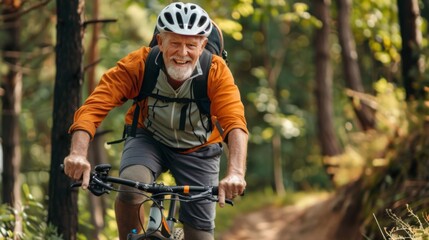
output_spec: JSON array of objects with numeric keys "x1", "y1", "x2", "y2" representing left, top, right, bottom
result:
[
  {"x1": 379, "y1": 204, "x2": 429, "y2": 240},
  {"x1": 0, "y1": 184, "x2": 62, "y2": 240}
]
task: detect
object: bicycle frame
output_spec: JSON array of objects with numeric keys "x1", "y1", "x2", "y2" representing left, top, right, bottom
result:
[{"x1": 63, "y1": 163, "x2": 233, "y2": 240}]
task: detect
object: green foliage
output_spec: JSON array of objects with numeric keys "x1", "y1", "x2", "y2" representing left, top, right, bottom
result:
[
  {"x1": 280, "y1": 3, "x2": 322, "y2": 28},
  {"x1": 351, "y1": 0, "x2": 403, "y2": 66},
  {"x1": 0, "y1": 205, "x2": 14, "y2": 239},
  {"x1": 235, "y1": 1, "x2": 331, "y2": 190},
  {"x1": 0, "y1": 184, "x2": 62, "y2": 240}
]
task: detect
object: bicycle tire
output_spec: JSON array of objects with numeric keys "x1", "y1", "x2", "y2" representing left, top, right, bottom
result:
[{"x1": 172, "y1": 228, "x2": 184, "y2": 240}]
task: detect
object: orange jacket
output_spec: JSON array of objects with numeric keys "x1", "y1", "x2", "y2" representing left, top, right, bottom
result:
[{"x1": 69, "y1": 46, "x2": 248, "y2": 151}]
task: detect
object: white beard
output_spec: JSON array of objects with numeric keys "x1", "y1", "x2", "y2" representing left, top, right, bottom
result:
[
  {"x1": 165, "y1": 57, "x2": 195, "y2": 81},
  {"x1": 166, "y1": 65, "x2": 193, "y2": 81}
]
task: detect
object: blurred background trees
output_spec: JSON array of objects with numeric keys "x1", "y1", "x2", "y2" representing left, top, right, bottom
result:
[{"x1": 1, "y1": 0, "x2": 428, "y2": 239}]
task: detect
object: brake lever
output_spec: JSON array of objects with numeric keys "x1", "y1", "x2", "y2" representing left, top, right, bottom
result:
[
  {"x1": 225, "y1": 199, "x2": 234, "y2": 206},
  {"x1": 210, "y1": 196, "x2": 234, "y2": 206},
  {"x1": 188, "y1": 192, "x2": 234, "y2": 206},
  {"x1": 70, "y1": 182, "x2": 83, "y2": 188},
  {"x1": 69, "y1": 176, "x2": 113, "y2": 196}
]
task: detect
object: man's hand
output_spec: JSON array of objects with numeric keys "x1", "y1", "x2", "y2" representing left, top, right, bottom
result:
[
  {"x1": 218, "y1": 173, "x2": 246, "y2": 207},
  {"x1": 63, "y1": 130, "x2": 91, "y2": 189},
  {"x1": 64, "y1": 154, "x2": 91, "y2": 189}
]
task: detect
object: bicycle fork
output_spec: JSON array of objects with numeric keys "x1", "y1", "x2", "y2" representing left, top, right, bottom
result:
[{"x1": 146, "y1": 195, "x2": 179, "y2": 238}]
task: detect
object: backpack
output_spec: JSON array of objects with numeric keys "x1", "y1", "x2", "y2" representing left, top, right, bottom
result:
[{"x1": 109, "y1": 21, "x2": 228, "y2": 144}]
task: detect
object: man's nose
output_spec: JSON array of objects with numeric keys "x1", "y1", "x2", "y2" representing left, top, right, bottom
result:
[{"x1": 178, "y1": 45, "x2": 188, "y2": 56}]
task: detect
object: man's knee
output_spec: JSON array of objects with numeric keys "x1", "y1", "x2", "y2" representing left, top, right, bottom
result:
[{"x1": 117, "y1": 165, "x2": 154, "y2": 204}]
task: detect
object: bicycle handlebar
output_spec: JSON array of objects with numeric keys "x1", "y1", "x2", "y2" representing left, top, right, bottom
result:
[{"x1": 61, "y1": 163, "x2": 233, "y2": 205}]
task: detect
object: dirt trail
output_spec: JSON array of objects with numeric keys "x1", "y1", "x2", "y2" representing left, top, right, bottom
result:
[{"x1": 218, "y1": 193, "x2": 347, "y2": 240}]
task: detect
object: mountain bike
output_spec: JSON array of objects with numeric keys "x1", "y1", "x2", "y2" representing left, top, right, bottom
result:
[{"x1": 63, "y1": 163, "x2": 234, "y2": 240}]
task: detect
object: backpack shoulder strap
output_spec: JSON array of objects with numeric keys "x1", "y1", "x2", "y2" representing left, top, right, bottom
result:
[
  {"x1": 193, "y1": 49, "x2": 212, "y2": 116},
  {"x1": 193, "y1": 49, "x2": 226, "y2": 134},
  {"x1": 135, "y1": 46, "x2": 161, "y2": 102},
  {"x1": 128, "y1": 46, "x2": 162, "y2": 138}
]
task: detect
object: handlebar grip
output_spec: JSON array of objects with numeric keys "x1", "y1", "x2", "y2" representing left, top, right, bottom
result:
[{"x1": 211, "y1": 186, "x2": 245, "y2": 196}]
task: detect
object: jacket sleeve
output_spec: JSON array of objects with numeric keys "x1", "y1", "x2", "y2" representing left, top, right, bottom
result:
[
  {"x1": 208, "y1": 55, "x2": 248, "y2": 142},
  {"x1": 68, "y1": 47, "x2": 150, "y2": 139}
]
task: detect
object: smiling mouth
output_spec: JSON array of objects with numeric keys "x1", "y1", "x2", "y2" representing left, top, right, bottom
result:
[
  {"x1": 174, "y1": 59, "x2": 190, "y2": 65},
  {"x1": 171, "y1": 56, "x2": 192, "y2": 65}
]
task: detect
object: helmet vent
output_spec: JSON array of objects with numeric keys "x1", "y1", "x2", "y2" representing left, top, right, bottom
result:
[
  {"x1": 164, "y1": 12, "x2": 174, "y2": 25},
  {"x1": 157, "y1": 18, "x2": 165, "y2": 28},
  {"x1": 198, "y1": 16, "x2": 207, "y2": 27},
  {"x1": 189, "y1": 14, "x2": 196, "y2": 29},
  {"x1": 175, "y1": 12, "x2": 184, "y2": 28}
]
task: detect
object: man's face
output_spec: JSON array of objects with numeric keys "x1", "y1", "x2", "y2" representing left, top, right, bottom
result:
[{"x1": 157, "y1": 32, "x2": 207, "y2": 81}]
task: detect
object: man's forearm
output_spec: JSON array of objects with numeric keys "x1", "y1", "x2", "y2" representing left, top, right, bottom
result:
[
  {"x1": 226, "y1": 128, "x2": 248, "y2": 176},
  {"x1": 70, "y1": 130, "x2": 91, "y2": 157}
]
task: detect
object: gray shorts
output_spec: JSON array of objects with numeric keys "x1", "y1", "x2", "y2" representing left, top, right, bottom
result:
[{"x1": 119, "y1": 129, "x2": 223, "y2": 230}]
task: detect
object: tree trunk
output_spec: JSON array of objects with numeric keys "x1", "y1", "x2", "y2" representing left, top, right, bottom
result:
[
  {"x1": 313, "y1": 0, "x2": 343, "y2": 180},
  {"x1": 87, "y1": 0, "x2": 100, "y2": 94},
  {"x1": 272, "y1": 134, "x2": 285, "y2": 196},
  {"x1": 48, "y1": 1, "x2": 84, "y2": 239},
  {"x1": 336, "y1": 0, "x2": 375, "y2": 131},
  {"x1": 86, "y1": 1, "x2": 107, "y2": 237},
  {"x1": 1, "y1": 0, "x2": 23, "y2": 236},
  {"x1": 261, "y1": 15, "x2": 286, "y2": 195},
  {"x1": 313, "y1": 0, "x2": 342, "y2": 157},
  {"x1": 268, "y1": 48, "x2": 286, "y2": 195},
  {"x1": 398, "y1": 0, "x2": 423, "y2": 100}
]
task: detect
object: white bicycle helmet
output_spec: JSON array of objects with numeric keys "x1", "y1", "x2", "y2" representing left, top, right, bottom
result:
[{"x1": 157, "y1": 2, "x2": 212, "y2": 37}]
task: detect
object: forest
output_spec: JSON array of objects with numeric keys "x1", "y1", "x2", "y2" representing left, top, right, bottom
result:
[{"x1": 1, "y1": 0, "x2": 429, "y2": 239}]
